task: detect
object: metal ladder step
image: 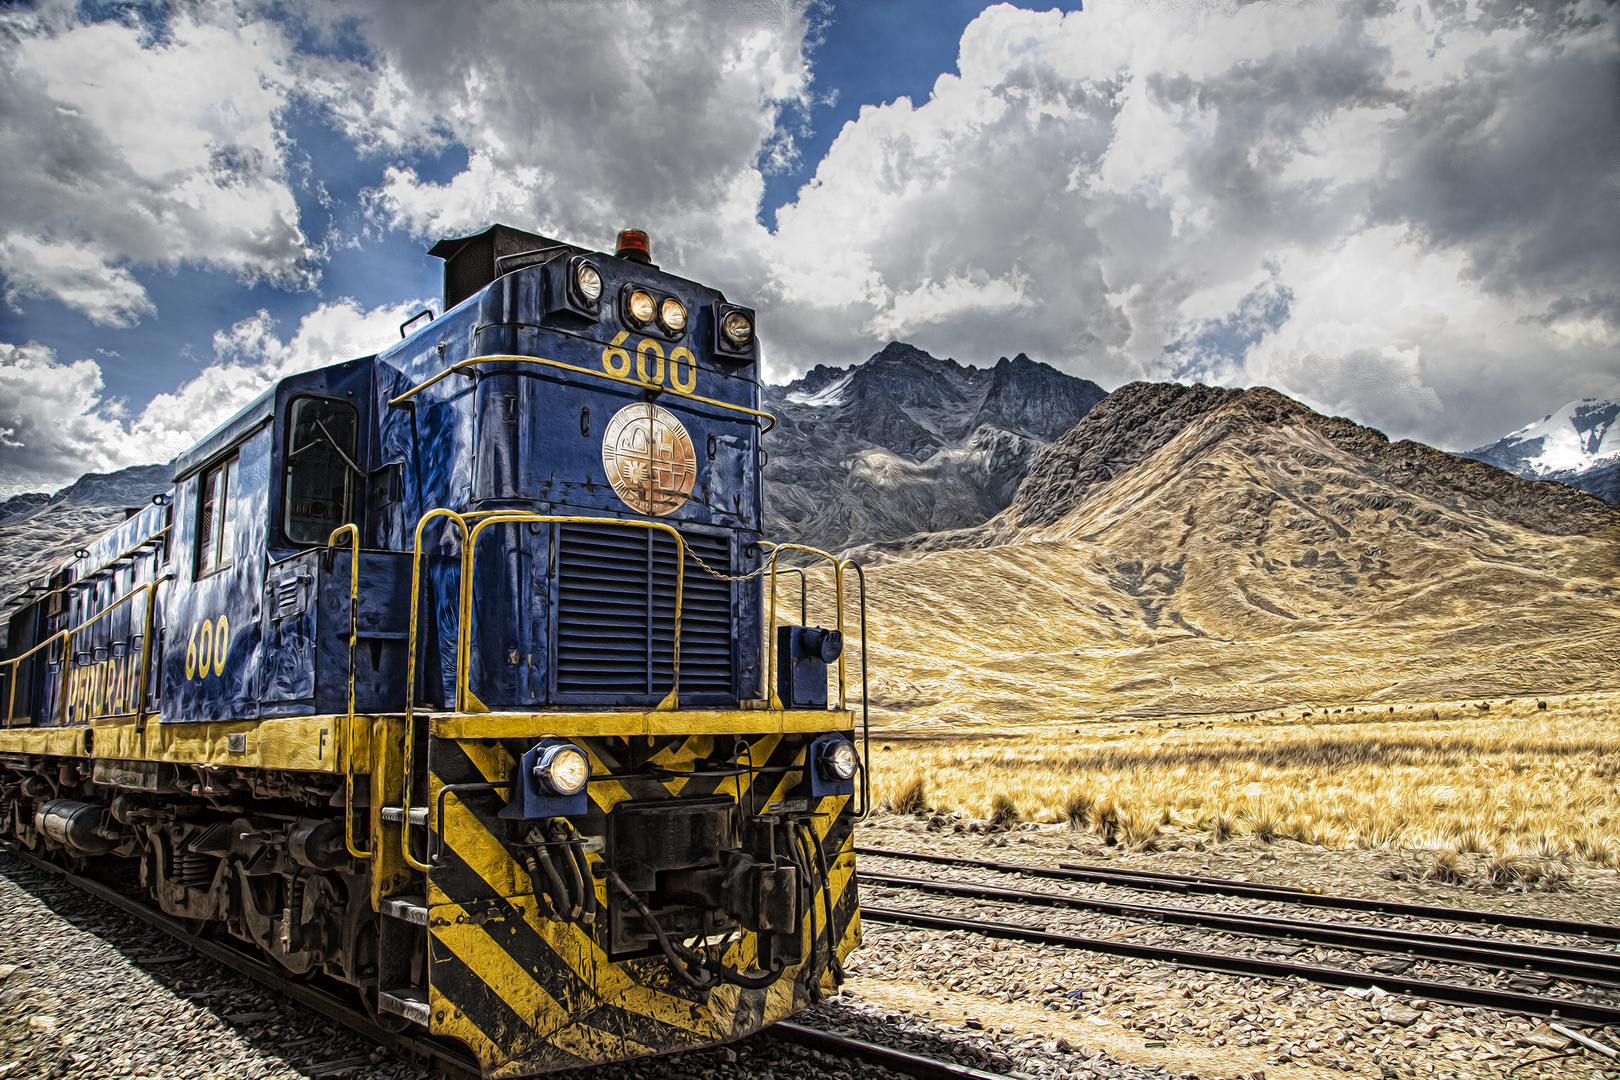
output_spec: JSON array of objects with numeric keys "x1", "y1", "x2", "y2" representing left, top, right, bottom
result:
[
  {"x1": 377, "y1": 988, "x2": 431, "y2": 1027},
  {"x1": 380, "y1": 806, "x2": 429, "y2": 826},
  {"x1": 379, "y1": 895, "x2": 429, "y2": 926}
]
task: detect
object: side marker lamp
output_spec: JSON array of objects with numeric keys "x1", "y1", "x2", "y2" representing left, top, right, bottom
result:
[
  {"x1": 805, "y1": 734, "x2": 858, "y2": 797},
  {"x1": 722, "y1": 310, "x2": 753, "y2": 346},
  {"x1": 575, "y1": 262, "x2": 603, "y2": 304},
  {"x1": 821, "y1": 739, "x2": 858, "y2": 782}
]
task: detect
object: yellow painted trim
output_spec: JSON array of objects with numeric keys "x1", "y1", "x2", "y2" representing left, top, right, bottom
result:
[
  {"x1": 0, "y1": 716, "x2": 370, "y2": 773},
  {"x1": 431, "y1": 709, "x2": 853, "y2": 741},
  {"x1": 0, "y1": 727, "x2": 91, "y2": 758}
]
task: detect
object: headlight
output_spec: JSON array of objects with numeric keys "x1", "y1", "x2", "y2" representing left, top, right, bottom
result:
[
  {"x1": 659, "y1": 297, "x2": 687, "y2": 333},
  {"x1": 825, "y1": 740, "x2": 858, "y2": 781},
  {"x1": 575, "y1": 262, "x2": 602, "y2": 304},
  {"x1": 628, "y1": 290, "x2": 656, "y2": 324},
  {"x1": 535, "y1": 744, "x2": 590, "y2": 796},
  {"x1": 722, "y1": 310, "x2": 753, "y2": 346}
]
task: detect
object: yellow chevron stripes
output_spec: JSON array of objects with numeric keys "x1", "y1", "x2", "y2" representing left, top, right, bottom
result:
[
  {"x1": 429, "y1": 898, "x2": 659, "y2": 1063},
  {"x1": 424, "y1": 736, "x2": 863, "y2": 1074}
]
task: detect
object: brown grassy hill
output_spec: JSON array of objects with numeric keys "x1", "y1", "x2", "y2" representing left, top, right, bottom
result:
[{"x1": 843, "y1": 385, "x2": 1620, "y2": 725}]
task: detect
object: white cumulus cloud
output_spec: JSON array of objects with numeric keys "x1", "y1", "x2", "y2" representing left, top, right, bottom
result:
[
  {"x1": 0, "y1": 298, "x2": 426, "y2": 497},
  {"x1": 0, "y1": 2, "x2": 318, "y2": 324}
]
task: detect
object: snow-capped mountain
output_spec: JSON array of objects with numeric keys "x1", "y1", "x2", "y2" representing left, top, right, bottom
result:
[{"x1": 1464, "y1": 398, "x2": 1620, "y2": 504}]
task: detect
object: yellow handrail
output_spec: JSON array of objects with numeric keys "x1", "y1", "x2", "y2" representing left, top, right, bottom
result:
[
  {"x1": 401, "y1": 509, "x2": 472, "y2": 871},
  {"x1": 398, "y1": 508, "x2": 691, "y2": 871},
  {"x1": 3, "y1": 630, "x2": 66, "y2": 728},
  {"x1": 326, "y1": 524, "x2": 370, "y2": 859},
  {"x1": 4, "y1": 573, "x2": 172, "y2": 728},
  {"x1": 385, "y1": 354, "x2": 777, "y2": 434},
  {"x1": 31, "y1": 525, "x2": 171, "y2": 612},
  {"x1": 760, "y1": 542, "x2": 846, "y2": 711},
  {"x1": 837, "y1": 558, "x2": 872, "y2": 816}
]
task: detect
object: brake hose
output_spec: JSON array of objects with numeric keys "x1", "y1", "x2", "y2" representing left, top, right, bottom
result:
[
  {"x1": 560, "y1": 821, "x2": 597, "y2": 926},
  {"x1": 526, "y1": 826, "x2": 574, "y2": 919},
  {"x1": 603, "y1": 869, "x2": 785, "y2": 991},
  {"x1": 790, "y1": 825, "x2": 823, "y2": 1000},
  {"x1": 800, "y1": 821, "x2": 845, "y2": 984}
]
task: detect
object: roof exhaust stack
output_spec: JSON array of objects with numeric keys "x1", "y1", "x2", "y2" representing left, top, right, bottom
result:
[{"x1": 428, "y1": 223, "x2": 572, "y2": 312}]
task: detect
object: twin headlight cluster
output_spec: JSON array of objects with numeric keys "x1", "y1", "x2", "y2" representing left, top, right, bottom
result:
[{"x1": 563, "y1": 254, "x2": 755, "y2": 356}]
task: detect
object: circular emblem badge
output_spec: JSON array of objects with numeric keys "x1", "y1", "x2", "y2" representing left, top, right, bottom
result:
[{"x1": 601, "y1": 403, "x2": 698, "y2": 516}]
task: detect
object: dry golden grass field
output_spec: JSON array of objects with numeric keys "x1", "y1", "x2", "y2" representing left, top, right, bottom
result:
[{"x1": 863, "y1": 691, "x2": 1620, "y2": 871}]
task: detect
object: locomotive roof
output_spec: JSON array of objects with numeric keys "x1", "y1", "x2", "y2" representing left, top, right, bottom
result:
[{"x1": 170, "y1": 385, "x2": 277, "y2": 483}]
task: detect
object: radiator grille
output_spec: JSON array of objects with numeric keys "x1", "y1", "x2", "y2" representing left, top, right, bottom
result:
[{"x1": 556, "y1": 524, "x2": 735, "y2": 703}]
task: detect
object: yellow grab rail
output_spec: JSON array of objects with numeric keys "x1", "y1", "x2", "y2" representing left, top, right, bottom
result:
[
  {"x1": 398, "y1": 508, "x2": 691, "y2": 872},
  {"x1": 3, "y1": 630, "x2": 66, "y2": 728},
  {"x1": 760, "y1": 542, "x2": 846, "y2": 711},
  {"x1": 4, "y1": 572, "x2": 171, "y2": 728},
  {"x1": 385, "y1": 354, "x2": 777, "y2": 433},
  {"x1": 837, "y1": 558, "x2": 872, "y2": 817},
  {"x1": 326, "y1": 524, "x2": 370, "y2": 859},
  {"x1": 401, "y1": 509, "x2": 472, "y2": 871}
]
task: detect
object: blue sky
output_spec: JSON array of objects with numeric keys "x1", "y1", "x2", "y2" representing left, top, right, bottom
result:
[{"x1": 0, "y1": 0, "x2": 1615, "y2": 494}]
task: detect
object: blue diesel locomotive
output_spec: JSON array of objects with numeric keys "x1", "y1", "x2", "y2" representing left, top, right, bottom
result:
[{"x1": 0, "y1": 224, "x2": 867, "y2": 1076}]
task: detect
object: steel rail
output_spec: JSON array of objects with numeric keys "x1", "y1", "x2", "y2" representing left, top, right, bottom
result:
[
  {"x1": 1, "y1": 847, "x2": 1012, "y2": 1080},
  {"x1": 771, "y1": 1020, "x2": 1014, "y2": 1080},
  {"x1": 3, "y1": 846, "x2": 481, "y2": 1080},
  {"x1": 862, "y1": 872, "x2": 1620, "y2": 987},
  {"x1": 857, "y1": 846, "x2": 1620, "y2": 942},
  {"x1": 860, "y1": 906, "x2": 1620, "y2": 1027}
]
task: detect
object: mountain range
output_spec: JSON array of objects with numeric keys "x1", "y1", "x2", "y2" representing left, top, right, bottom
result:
[
  {"x1": 854, "y1": 382, "x2": 1620, "y2": 722},
  {"x1": 761, "y1": 342, "x2": 1105, "y2": 553},
  {"x1": 0, "y1": 464, "x2": 172, "y2": 646},
  {"x1": 1463, "y1": 398, "x2": 1619, "y2": 504}
]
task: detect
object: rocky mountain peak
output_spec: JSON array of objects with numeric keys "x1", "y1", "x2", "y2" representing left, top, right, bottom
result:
[{"x1": 764, "y1": 342, "x2": 1107, "y2": 553}]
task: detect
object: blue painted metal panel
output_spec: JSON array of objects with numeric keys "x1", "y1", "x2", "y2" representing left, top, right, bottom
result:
[{"x1": 6, "y1": 234, "x2": 773, "y2": 725}]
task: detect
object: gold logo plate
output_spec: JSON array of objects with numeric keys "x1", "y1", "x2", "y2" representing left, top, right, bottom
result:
[{"x1": 601, "y1": 403, "x2": 697, "y2": 516}]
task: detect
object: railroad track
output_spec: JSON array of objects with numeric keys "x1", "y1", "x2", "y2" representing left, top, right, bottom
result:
[
  {"x1": 858, "y1": 845, "x2": 1620, "y2": 940},
  {"x1": 862, "y1": 871, "x2": 1620, "y2": 987},
  {"x1": 858, "y1": 847, "x2": 1620, "y2": 1028},
  {"x1": 2, "y1": 845, "x2": 1013, "y2": 1080}
]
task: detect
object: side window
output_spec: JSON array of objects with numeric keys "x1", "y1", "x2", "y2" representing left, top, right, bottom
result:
[
  {"x1": 285, "y1": 397, "x2": 359, "y2": 545},
  {"x1": 195, "y1": 455, "x2": 239, "y2": 578}
]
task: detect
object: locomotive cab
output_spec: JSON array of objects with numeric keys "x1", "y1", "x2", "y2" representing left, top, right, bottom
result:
[{"x1": 0, "y1": 223, "x2": 866, "y2": 1077}]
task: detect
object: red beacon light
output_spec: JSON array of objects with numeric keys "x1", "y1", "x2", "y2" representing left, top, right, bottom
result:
[{"x1": 615, "y1": 229, "x2": 653, "y2": 265}]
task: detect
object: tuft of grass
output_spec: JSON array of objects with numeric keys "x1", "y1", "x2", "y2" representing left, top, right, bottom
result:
[
  {"x1": 1242, "y1": 804, "x2": 1280, "y2": 845},
  {"x1": 889, "y1": 774, "x2": 928, "y2": 815},
  {"x1": 1487, "y1": 854, "x2": 1568, "y2": 891},
  {"x1": 988, "y1": 792, "x2": 1020, "y2": 828},
  {"x1": 1092, "y1": 797, "x2": 1120, "y2": 845},
  {"x1": 1121, "y1": 810, "x2": 1161, "y2": 852},
  {"x1": 1063, "y1": 790, "x2": 1094, "y2": 830},
  {"x1": 1208, "y1": 811, "x2": 1236, "y2": 844},
  {"x1": 1574, "y1": 834, "x2": 1619, "y2": 868},
  {"x1": 1423, "y1": 850, "x2": 1469, "y2": 884}
]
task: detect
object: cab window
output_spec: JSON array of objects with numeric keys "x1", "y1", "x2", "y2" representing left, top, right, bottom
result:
[
  {"x1": 195, "y1": 455, "x2": 239, "y2": 578},
  {"x1": 285, "y1": 397, "x2": 359, "y2": 545}
]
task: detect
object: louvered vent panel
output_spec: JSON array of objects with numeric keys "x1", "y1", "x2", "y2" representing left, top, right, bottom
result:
[{"x1": 556, "y1": 524, "x2": 735, "y2": 703}]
